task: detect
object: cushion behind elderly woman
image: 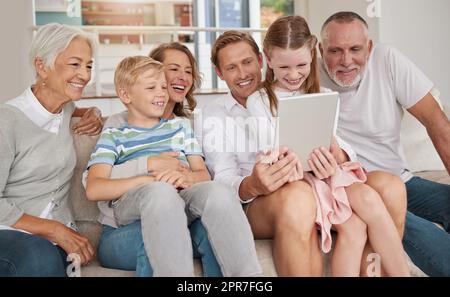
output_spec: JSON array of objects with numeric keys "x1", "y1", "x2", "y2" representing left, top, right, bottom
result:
[{"x1": 0, "y1": 23, "x2": 103, "y2": 277}]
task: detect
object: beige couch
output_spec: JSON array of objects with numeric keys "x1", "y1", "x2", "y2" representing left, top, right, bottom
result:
[{"x1": 69, "y1": 119, "x2": 449, "y2": 277}]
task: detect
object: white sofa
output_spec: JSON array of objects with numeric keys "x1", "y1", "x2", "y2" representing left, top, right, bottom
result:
[{"x1": 70, "y1": 105, "x2": 449, "y2": 276}]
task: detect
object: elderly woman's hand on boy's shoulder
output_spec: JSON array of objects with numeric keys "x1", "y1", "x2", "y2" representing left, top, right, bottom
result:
[{"x1": 72, "y1": 107, "x2": 103, "y2": 136}]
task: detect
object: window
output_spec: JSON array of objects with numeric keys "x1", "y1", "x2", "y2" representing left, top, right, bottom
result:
[
  {"x1": 35, "y1": 0, "x2": 82, "y2": 26},
  {"x1": 261, "y1": 0, "x2": 294, "y2": 28},
  {"x1": 81, "y1": 0, "x2": 194, "y2": 44},
  {"x1": 33, "y1": 0, "x2": 264, "y2": 94},
  {"x1": 35, "y1": 0, "x2": 69, "y2": 12}
]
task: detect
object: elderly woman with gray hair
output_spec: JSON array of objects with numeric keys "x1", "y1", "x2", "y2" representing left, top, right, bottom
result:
[{"x1": 0, "y1": 23, "x2": 103, "y2": 276}]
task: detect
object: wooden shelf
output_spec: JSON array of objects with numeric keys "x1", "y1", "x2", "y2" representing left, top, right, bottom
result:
[
  {"x1": 81, "y1": 0, "x2": 193, "y2": 41},
  {"x1": 35, "y1": 0, "x2": 69, "y2": 12}
]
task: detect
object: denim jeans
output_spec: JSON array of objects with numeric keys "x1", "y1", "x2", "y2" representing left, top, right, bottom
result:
[
  {"x1": 111, "y1": 181, "x2": 261, "y2": 277},
  {"x1": 98, "y1": 219, "x2": 222, "y2": 277},
  {"x1": 0, "y1": 230, "x2": 68, "y2": 277},
  {"x1": 403, "y1": 176, "x2": 450, "y2": 276}
]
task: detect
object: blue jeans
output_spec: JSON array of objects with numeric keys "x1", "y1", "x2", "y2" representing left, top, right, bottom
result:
[
  {"x1": 0, "y1": 230, "x2": 68, "y2": 277},
  {"x1": 403, "y1": 176, "x2": 450, "y2": 276},
  {"x1": 98, "y1": 219, "x2": 222, "y2": 277}
]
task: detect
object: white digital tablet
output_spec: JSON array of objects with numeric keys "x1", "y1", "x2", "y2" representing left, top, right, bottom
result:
[{"x1": 275, "y1": 92, "x2": 340, "y2": 171}]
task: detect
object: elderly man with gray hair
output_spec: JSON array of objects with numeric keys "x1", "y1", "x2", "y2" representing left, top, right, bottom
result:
[
  {"x1": 319, "y1": 11, "x2": 450, "y2": 276},
  {"x1": 0, "y1": 23, "x2": 103, "y2": 276}
]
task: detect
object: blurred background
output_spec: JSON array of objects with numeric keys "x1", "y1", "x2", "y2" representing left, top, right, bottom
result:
[{"x1": 1, "y1": 0, "x2": 449, "y2": 114}]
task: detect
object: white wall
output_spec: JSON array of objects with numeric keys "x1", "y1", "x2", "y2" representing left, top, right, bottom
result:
[
  {"x1": 0, "y1": 0, "x2": 35, "y2": 102},
  {"x1": 379, "y1": 0, "x2": 450, "y2": 108},
  {"x1": 294, "y1": 0, "x2": 450, "y2": 108},
  {"x1": 294, "y1": 0, "x2": 380, "y2": 41},
  {"x1": 379, "y1": 0, "x2": 450, "y2": 171}
]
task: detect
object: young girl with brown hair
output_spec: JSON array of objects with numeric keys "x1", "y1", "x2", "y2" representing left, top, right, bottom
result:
[{"x1": 248, "y1": 15, "x2": 410, "y2": 276}]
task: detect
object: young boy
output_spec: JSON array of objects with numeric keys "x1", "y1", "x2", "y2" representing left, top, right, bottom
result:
[{"x1": 85, "y1": 56, "x2": 261, "y2": 277}]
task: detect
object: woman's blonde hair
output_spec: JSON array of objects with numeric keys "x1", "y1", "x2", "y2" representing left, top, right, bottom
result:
[
  {"x1": 262, "y1": 15, "x2": 320, "y2": 116},
  {"x1": 149, "y1": 43, "x2": 201, "y2": 118}
]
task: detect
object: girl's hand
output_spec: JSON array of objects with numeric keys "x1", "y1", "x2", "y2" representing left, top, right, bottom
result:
[
  {"x1": 73, "y1": 107, "x2": 103, "y2": 136},
  {"x1": 153, "y1": 170, "x2": 192, "y2": 189},
  {"x1": 330, "y1": 136, "x2": 349, "y2": 164},
  {"x1": 147, "y1": 152, "x2": 190, "y2": 174},
  {"x1": 308, "y1": 147, "x2": 338, "y2": 179}
]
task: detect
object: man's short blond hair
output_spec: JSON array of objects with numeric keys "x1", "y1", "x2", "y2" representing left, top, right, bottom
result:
[{"x1": 114, "y1": 56, "x2": 164, "y2": 94}]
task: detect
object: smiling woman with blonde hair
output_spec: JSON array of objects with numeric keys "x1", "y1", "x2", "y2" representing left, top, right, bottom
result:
[{"x1": 0, "y1": 23, "x2": 103, "y2": 276}]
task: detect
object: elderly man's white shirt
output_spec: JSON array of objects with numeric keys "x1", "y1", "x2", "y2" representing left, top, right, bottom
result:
[{"x1": 320, "y1": 44, "x2": 434, "y2": 182}]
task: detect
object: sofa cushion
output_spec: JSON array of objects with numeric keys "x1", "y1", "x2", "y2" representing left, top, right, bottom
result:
[
  {"x1": 81, "y1": 262, "x2": 135, "y2": 277},
  {"x1": 80, "y1": 241, "x2": 275, "y2": 277},
  {"x1": 69, "y1": 118, "x2": 101, "y2": 223},
  {"x1": 401, "y1": 94, "x2": 449, "y2": 172},
  {"x1": 77, "y1": 231, "x2": 428, "y2": 277}
]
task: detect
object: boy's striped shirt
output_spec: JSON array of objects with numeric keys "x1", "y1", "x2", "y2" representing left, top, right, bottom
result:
[{"x1": 87, "y1": 117, "x2": 202, "y2": 169}]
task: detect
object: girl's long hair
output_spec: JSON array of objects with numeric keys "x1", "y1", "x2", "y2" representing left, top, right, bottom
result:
[{"x1": 262, "y1": 15, "x2": 320, "y2": 116}]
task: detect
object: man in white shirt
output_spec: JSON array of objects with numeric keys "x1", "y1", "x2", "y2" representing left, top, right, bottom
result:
[
  {"x1": 197, "y1": 31, "x2": 323, "y2": 276},
  {"x1": 319, "y1": 11, "x2": 450, "y2": 276}
]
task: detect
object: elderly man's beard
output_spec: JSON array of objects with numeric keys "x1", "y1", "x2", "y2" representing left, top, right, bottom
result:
[{"x1": 324, "y1": 62, "x2": 363, "y2": 89}]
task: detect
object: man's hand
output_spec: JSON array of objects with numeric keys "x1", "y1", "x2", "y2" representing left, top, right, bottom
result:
[
  {"x1": 147, "y1": 152, "x2": 190, "y2": 174},
  {"x1": 73, "y1": 107, "x2": 103, "y2": 136},
  {"x1": 330, "y1": 136, "x2": 349, "y2": 164},
  {"x1": 245, "y1": 147, "x2": 299, "y2": 197}
]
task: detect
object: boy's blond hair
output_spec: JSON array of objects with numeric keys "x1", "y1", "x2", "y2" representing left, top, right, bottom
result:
[{"x1": 114, "y1": 56, "x2": 164, "y2": 94}]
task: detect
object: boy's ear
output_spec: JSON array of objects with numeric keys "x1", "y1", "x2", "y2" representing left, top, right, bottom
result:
[{"x1": 117, "y1": 87, "x2": 131, "y2": 105}]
